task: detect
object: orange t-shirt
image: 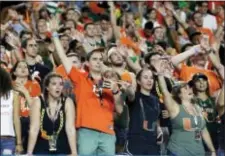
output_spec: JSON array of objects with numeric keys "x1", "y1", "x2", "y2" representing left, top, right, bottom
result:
[
  {"x1": 69, "y1": 67, "x2": 115, "y2": 135},
  {"x1": 89, "y1": 2, "x2": 105, "y2": 14},
  {"x1": 120, "y1": 28, "x2": 141, "y2": 55},
  {"x1": 179, "y1": 64, "x2": 222, "y2": 95},
  {"x1": 56, "y1": 65, "x2": 69, "y2": 80},
  {"x1": 196, "y1": 27, "x2": 215, "y2": 44},
  {"x1": 15, "y1": 80, "x2": 41, "y2": 117}
]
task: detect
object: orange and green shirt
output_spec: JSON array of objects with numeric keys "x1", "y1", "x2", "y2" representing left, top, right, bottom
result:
[
  {"x1": 178, "y1": 64, "x2": 222, "y2": 95},
  {"x1": 69, "y1": 67, "x2": 115, "y2": 135},
  {"x1": 14, "y1": 80, "x2": 41, "y2": 117}
]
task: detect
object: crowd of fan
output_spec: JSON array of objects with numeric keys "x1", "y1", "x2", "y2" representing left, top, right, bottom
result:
[{"x1": 0, "y1": 1, "x2": 224, "y2": 156}]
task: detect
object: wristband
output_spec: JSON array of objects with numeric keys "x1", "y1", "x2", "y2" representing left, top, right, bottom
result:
[
  {"x1": 52, "y1": 32, "x2": 59, "y2": 38},
  {"x1": 194, "y1": 47, "x2": 200, "y2": 56}
]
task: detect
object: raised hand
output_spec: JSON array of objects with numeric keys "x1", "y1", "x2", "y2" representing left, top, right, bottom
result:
[
  {"x1": 8, "y1": 9, "x2": 18, "y2": 20},
  {"x1": 191, "y1": 44, "x2": 205, "y2": 54},
  {"x1": 108, "y1": 1, "x2": 114, "y2": 8},
  {"x1": 14, "y1": 82, "x2": 29, "y2": 95},
  {"x1": 200, "y1": 34, "x2": 211, "y2": 52},
  {"x1": 102, "y1": 79, "x2": 119, "y2": 93},
  {"x1": 18, "y1": 14, "x2": 24, "y2": 21},
  {"x1": 116, "y1": 80, "x2": 132, "y2": 92},
  {"x1": 164, "y1": 2, "x2": 174, "y2": 12},
  {"x1": 5, "y1": 32, "x2": 21, "y2": 48},
  {"x1": 48, "y1": 16, "x2": 60, "y2": 33}
]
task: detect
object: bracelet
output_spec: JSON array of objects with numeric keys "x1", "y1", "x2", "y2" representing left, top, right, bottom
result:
[
  {"x1": 194, "y1": 47, "x2": 200, "y2": 56},
  {"x1": 52, "y1": 32, "x2": 59, "y2": 38}
]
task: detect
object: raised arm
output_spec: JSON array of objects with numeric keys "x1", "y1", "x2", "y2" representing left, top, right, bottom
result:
[
  {"x1": 157, "y1": 75, "x2": 179, "y2": 118},
  {"x1": 65, "y1": 98, "x2": 77, "y2": 155},
  {"x1": 171, "y1": 44, "x2": 201, "y2": 70},
  {"x1": 109, "y1": 2, "x2": 121, "y2": 41},
  {"x1": 164, "y1": 2, "x2": 189, "y2": 30},
  {"x1": 118, "y1": 80, "x2": 136, "y2": 102},
  {"x1": 49, "y1": 17, "x2": 73, "y2": 74},
  {"x1": 27, "y1": 97, "x2": 41, "y2": 154},
  {"x1": 102, "y1": 79, "x2": 124, "y2": 114},
  {"x1": 119, "y1": 46, "x2": 142, "y2": 74},
  {"x1": 18, "y1": 15, "x2": 32, "y2": 31},
  {"x1": 154, "y1": 60, "x2": 179, "y2": 118},
  {"x1": 200, "y1": 34, "x2": 225, "y2": 80},
  {"x1": 13, "y1": 91, "x2": 23, "y2": 154}
]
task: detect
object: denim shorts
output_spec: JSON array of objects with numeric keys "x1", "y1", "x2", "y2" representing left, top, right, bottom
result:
[{"x1": 0, "y1": 137, "x2": 15, "y2": 155}]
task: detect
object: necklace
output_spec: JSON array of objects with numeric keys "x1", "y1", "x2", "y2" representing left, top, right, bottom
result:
[
  {"x1": 183, "y1": 104, "x2": 202, "y2": 130},
  {"x1": 40, "y1": 108, "x2": 64, "y2": 140}
]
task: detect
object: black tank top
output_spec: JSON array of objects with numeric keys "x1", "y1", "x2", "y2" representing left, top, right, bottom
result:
[{"x1": 33, "y1": 96, "x2": 71, "y2": 154}]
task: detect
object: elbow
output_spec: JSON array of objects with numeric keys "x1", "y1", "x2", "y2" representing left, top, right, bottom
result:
[
  {"x1": 115, "y1": 105, "x2": 123, "y2": 115},
  {"x1": 117, "y1": 108, "x2": 123, "y2": 115},
  {"x1": 29, "y1": 126, "x2": 39, "y2": 136},
  {"x1": 66, "y1": 126, "x2": 76, "y2": 136},
  {"x1": 170, "y1": 57, "x2": 178, "y2": 67}
]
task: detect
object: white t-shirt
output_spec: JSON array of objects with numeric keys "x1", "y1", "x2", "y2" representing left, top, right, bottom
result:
[
  {"x1": 1, "y1": 91, "x2": 15, "y2": 137},
  {"x1": 203, "y1": 14, "x2": 217, "y2": 32}
]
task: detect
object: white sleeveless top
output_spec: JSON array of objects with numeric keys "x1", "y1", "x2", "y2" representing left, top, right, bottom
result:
[{"x1": 1, "y1": 91, "x2": 15, "y2": 136}]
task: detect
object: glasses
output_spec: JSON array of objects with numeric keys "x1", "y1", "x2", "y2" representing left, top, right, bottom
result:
[{"x1": 28, "y1": 44, "x2": 37, "y2": 47}]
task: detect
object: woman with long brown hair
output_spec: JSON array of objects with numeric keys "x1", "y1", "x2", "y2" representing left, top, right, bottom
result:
[
  {"x1": 10, "y1": 60, "x2": 41, "y2": 152},
  {"x1": 124, "y1": 68, "x2": 162, "y2": 155},
  {"x1": 0, "y1": 67, "x2": 23, "y2": 154},
  {"x1": 27, "y1": 73, "x2": 77, "y2": 155}
]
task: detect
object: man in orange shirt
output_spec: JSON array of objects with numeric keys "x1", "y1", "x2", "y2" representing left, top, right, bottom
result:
[
  {"x1": 171, "y1": 38, "x2": 224, "y2": 95},
  {"x1": 50, "y1": 19, "x2": 124, "y2": 155},
  {"x1": 192, "y1": 11, "x2": 215, "y2": 44}
]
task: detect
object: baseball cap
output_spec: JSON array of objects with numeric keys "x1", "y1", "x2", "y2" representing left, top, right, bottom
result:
[
  {"x1": 191, "y1": 73, "x2": 208, "y2": 83},
  {"x1": 172, "y1": 80, "x2": 193, "y2": 95}
]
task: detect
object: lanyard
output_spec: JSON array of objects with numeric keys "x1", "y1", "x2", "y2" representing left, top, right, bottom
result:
[{"x1": 139, "y1": 96, "x2": 159, "y2": 121}]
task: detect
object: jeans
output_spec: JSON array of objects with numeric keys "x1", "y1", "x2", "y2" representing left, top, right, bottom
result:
[
  {"x1": 217, "y1": 148, "x2": 225, "y2": 156},
  {"x1": 77, "y1": 128, "x2": 116, "y2": 156},
  {"x1": 0, "y1": 137, "x2": 15, "y2": 155}
]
